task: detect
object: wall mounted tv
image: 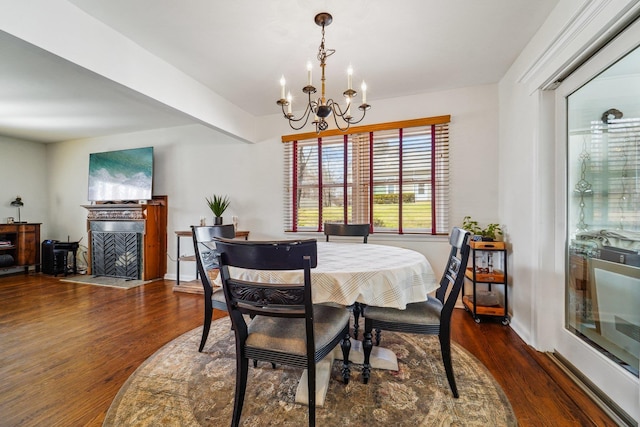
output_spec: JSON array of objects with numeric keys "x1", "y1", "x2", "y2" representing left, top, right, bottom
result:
[{"x1": 88, "y1": 147, "x2": 154, "y2": 202}]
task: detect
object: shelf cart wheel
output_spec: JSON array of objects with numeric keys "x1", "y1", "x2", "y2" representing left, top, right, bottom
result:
[
  {"x1": 474, "y1": 317, "x2": 481, "y2": 324},
  {"x1": 501, "y1": 317, "x2": 510, "y2": 326}
]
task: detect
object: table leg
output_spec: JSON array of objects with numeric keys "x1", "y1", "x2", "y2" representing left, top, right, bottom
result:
[
  {"x1": 176, "y1": 235, "x2": 180, "y2": 287},
  {"x1": 72, "y1": 249, "x2": 77, "y2": 275},
  {"x1": 336, "y1": 338, "x2": 398, "y2": 370},
  {"x1": 295, "y1": 352, "x2": 335, "y2": 407},
  {"x1": 294, "y1": 339, "x2": 398, "y2": 406}
]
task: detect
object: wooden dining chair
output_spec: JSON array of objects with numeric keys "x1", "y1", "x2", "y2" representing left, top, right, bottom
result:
[
  {"x1": 215, "y1": 238, "x2": 352, "y2": 427},
  {"x1": 323, "y1": 222, "x2": 371, "y2": 339},
  {"x1": 191, "y1": 224, "x2": 236, "y2": 352},
  {"x1": 361, "y1": 227, "x2": 471, "y2": 397},
  {"x1": 324, "y1": 222, "x2": 370, "y2": 243}
]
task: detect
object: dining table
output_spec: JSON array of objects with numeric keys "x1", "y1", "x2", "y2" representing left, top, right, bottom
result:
[{"x1": 219, "y1": 241, "x2": 439, "y2": 406}]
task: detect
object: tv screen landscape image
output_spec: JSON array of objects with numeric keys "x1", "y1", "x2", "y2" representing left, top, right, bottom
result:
[{"x1": 88, "y1": 147, "x2": 154, "y2": 202}]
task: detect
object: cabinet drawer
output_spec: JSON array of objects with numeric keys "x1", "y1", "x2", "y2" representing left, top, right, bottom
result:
[{"x1": 0, "y1": 224, "x2": 36, "y2": 233}]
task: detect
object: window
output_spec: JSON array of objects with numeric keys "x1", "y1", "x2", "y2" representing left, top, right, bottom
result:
[{"x1": 282, "y1": 116, "x2": 450, "y2": 235}]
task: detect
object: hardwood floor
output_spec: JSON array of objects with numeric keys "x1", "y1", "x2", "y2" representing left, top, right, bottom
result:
[{"x1": 0, "y1": 273, "x2": 618, "y2": 426}]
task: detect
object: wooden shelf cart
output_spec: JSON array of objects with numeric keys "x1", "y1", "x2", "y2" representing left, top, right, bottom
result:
[{"x1": 462, "y1": 240, "x2": 510, "y2": 325}]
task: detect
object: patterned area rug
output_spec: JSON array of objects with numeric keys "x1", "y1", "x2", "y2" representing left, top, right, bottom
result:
[{"x1": 104, "y1": 317, "x2": 517, "y2": 426}]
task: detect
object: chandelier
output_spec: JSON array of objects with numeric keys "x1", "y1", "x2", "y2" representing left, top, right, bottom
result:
[{"x1": 277, "y1": 12, "x2": 370, "y2": 133}]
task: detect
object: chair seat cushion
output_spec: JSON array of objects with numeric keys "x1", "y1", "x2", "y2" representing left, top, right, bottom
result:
[
  {"x1": 362, "y1": 297, "x2": 442, "y2": 325},
  {"x1": 246, "y1": 304, "x2": 350, "y2": 356}
]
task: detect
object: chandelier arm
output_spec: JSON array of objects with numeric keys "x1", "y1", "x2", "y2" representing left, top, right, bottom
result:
[
  {"x1": 325, "y1": 99, "x2": 360, "y2": 130},
  {"x1": 286, "y1": 104, "x2": 316, "y2": 131},
  {"x1": 344, "y1": 107, "x2": 369, "y2": 125},
  {"x1": 326, "y1": 99, "x2": 343, "y2": 116},
  {"x1": 328, "y1": 102, "x2": 353, "y2": 132},
  {"x1": 289, "y1": 117, "x2": 312, "y2": 131},
  {"x1": 280, "y1": 103, "x2": 290, "y2": 119}
]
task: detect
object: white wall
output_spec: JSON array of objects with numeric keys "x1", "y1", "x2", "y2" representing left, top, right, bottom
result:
[
  {"x1": 0, "y1": 136, "x2": 49, "y2": 233},
  {"x1": 43, "y1": 84, "x2": 500, "y2": 281}
]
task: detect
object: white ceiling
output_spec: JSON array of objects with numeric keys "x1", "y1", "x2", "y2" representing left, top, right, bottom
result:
[{"x1": 0, "y1": 0, "x2": 560, "y2": 143}]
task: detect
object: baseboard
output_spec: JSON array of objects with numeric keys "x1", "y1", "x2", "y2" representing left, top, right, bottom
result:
[{"x1": 547, "y1": 351, "x2": 636, "y2": 427}]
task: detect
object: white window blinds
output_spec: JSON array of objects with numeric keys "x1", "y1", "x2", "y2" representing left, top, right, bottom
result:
[{"x1": 283, "y1": 116, "x2": 450, "y2": 235}]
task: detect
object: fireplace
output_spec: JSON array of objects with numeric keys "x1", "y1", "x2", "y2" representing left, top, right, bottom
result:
[
  {"x1": 90, "y1": 221, "x2": 143, "y2": 279},
  {"x1": 83, "y1": 197, "x2": 168, "y2": 281}
]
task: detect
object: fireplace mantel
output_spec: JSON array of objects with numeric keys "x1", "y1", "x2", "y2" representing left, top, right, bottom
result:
[{"x1": 82, "y1": 202, "x2": 161, "y2": 221}]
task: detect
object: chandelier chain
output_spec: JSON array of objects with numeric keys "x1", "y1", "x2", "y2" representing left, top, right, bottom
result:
[{"x1": 317, "y1": 22, "x2": 335, "y2": 64}]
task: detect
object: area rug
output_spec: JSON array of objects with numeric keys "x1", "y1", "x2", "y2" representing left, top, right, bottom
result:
[
  {"x1": 59, "y1": 275, "x2": 155, "y2": 289},
  {"x1": 104, "y1": 317, "x2": 517, "y2": 426}
]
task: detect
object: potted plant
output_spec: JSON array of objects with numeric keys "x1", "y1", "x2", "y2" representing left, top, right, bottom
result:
[
  {"x1": 206, "y1": 195, "x2": 230, "y2": 225},
  {"x1": 462, "y1": 216, "x2": 502, "y2": 241}
]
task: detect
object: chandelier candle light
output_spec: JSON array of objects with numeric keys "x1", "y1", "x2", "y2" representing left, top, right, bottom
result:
[{"x1": 277, "y1": 12, "x2": 370, "y2": 133}]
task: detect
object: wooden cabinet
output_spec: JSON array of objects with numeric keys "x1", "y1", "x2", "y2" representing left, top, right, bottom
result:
[
  {"x1": 140, "y1": 199, "x2": 168, "y2": 280},
  {"x1": 0, "y1": 223, "x2": 41, "y2": 273},
  {"x1": 462, "y1": 240, "x2": 509, "y2": 325}
]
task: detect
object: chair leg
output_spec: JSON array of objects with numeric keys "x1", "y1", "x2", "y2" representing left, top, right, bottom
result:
[
  {"x1": 362, "y1": 319, "x2": 373, "y2": 384},
  {"x1": 340, "y1": 331, "x2": 351, "y2": 384},
  {"x1": 307, "y1": 360, "x2": 316, "y2": 427},
  {"x1": 231, "y1": 356, "x2": 249, "y2": 427},
  {"x1": 199, "y1": 306, "x2": 212, "y2": 352},
  {"x1": 439, "y1": 333, "x2": 459, "y2": 398},
  {"x1": 352, "y1": 303, "x2": 361, "y2": 339},
  {"x1": 374, "y1": 328, "x2": 382, "y2": 346}
]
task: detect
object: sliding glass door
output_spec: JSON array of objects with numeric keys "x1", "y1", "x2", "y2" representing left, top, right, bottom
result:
[
  {"x1": 556, "y1": 18, "x2": 640, "y2": 422},
  {"x1": 566, "y1": 45, "x2": 640, "y2": 377}
]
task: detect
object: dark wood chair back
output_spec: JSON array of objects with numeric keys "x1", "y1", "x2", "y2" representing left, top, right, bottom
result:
[
  {"x1": 191, "y1": 225, "x2": 236, "y2": 285},
  {"x1": 324, "y1": 223, "x2": 370, "y2": 243},
  {"x1": 216, "y1": 238, "x2": 318, "y2": 320},
  {"x1": 191, "y1": 224, "x2": 236, "y2": 352},
  {"x1": 436, "y1": 226, "x2": 472, "y2": 317}
]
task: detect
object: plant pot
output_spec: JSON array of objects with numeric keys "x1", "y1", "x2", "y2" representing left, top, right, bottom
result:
[{"x1": 214, "y1": 217, "x2": 223, "y2": 225}]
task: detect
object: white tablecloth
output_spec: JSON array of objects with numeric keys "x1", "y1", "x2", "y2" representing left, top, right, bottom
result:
[{"x1": 226, "y1": 242, "x2": 438, "y2": 309}]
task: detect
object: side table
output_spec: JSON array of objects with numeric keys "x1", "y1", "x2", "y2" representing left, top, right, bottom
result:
[{"x1": 174, "y1": 229, "x2": 249, "y2": 291}]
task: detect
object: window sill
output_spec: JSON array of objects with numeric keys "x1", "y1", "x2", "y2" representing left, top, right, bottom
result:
[{"x1": 285, "y1": 231, "x2": 448, "y2": 243}]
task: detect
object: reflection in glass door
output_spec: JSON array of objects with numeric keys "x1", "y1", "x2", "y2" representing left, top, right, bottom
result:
[{"x1": 566, "y1": 46, "x2": 640, "y2": 377}]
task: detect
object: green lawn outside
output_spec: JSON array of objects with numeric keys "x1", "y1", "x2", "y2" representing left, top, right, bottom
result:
[{"x1": 298, "y1": 201, "x2": 432, "y2": 229}]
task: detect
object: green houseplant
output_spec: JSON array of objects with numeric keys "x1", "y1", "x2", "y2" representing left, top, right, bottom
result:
[
  {"x1": 462, "y1": 216, "x2": 502, "y2": 241},
  {"x1": 206, "y1": 195, "x2": 230, "y2": 225}
]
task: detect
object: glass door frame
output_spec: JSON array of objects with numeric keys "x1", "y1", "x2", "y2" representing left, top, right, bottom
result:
[{"x1": 553, "y1": 18, "x2": 640, "y2": 422}]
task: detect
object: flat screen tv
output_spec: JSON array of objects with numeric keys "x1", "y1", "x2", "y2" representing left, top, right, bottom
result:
[{"x1": 88, "y1": 147, "x2": 154, "y2": 202}]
